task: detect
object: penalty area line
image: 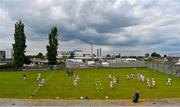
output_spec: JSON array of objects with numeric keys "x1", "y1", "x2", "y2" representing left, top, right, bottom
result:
[{"x1": 29, "y1": 71, "x2": 56, "y2": 98}]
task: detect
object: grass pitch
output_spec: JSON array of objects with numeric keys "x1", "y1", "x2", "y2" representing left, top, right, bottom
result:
[{"x1": 0, "y1": 68, "x2": 179, "y2": 99}]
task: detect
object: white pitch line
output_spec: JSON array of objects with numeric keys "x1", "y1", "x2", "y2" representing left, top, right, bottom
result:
[
  {"x1": 29, "y1": 71, "x2": 56, "y2": 98},
  {"x1": 45, "y1": 71, "x2": 56, "y2": 82}
]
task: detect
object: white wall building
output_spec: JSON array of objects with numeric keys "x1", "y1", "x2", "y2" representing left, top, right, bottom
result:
[
  {"x1": 58, "y1": 50, "x2": 97, "y2": 60},
  {"x1": 73, "y1": 50, "x2": 83, "y2": 58},
  {"x1": 6, "y1": 48, "x2": 13, "y2": 59},
  {"x1": 112, "y1": 58, "x2": 137, "y2": 63},
  {"x1": 57, "y1": 51, "x2": 71, "y2": 58}
]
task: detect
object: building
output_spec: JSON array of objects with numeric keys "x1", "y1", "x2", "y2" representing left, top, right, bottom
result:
[
  {"x1": 73, "y1": 50, "x2": 83, "y2": 58},
  {"x1": 0, "y1": 51, "x2": 6, "y2": 60},
  {"x1": 83, "y1": 54, "x2": 91, "y2": 57},
  {"x1": 57, "y1": 50, "x2": 91, "y2": 59},
  {"x1": 111, "y1": 58, "x2": 137, "y2": 63},
  {"x1": 58, "y1": 49, "x2": 103, "y2": 60},
  {"x1": 167, "y1": 53, "x2": 180, "y2": 64},
  {"x1": 30, "y1": 58, "x2": 48, "y2": 65},
  {"x1": 0, "y1": 59, "x2": 13, "y2": 65},
  {"x1": 6, "y1": 48, "x2": 13, "y2": 59},
  {"x1": 96, "y1": 48, "x2": 102, "y2": 58},
  {"x1": 57, "y1": 51, "x2": 71, "y2": 59},
  {"x1": 175, "y1": 59, "x2": 180, "y2": 65}
]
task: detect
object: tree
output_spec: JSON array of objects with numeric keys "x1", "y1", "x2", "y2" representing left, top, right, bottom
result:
[
  {"x1": 36, "y1": 52, "x2": 44, "y2": 59},
  {"x1": 46, "y1": 27, "x2": 58, "y2": 65},
  {"x1": 145, "y1": 53, "x2": 150, "y2": 58},
  {"x1": 25, "y1": 53, "x2": 44, "y2": 59},
  {"x1": 106, "y1": 54, "x2": 111, "y2": 58},
  {"x1": 151, "y1": 52, "x2": 161, "y2": 58},
  {"x1": 24, "y1": 56, "x2": 31, "y2": 64},
  {"x1": 115, "y1": 53, "x2": 121, "y2": 58},
  {"x1": 163, "y1": 54, "x2": 167, "y2": 58},
  {"x1": 12, "y1": 20, "x2": 26, "y2": 67}
]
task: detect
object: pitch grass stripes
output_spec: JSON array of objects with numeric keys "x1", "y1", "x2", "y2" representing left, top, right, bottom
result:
[{"x1": 29, "y1": 71, "x2": 56, "y2": 98}]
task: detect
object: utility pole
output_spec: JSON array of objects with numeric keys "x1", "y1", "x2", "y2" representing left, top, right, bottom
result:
[
  {"x1": 85, "y1": 41, "x2": 94, "y2": 59},
  {"x1": 91, "y1": 42, "x2": 93, "y2": 58}
]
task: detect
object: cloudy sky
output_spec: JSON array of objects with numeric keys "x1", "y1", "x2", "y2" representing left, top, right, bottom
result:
[{"x1": 0, "y1": 0, "x2": 180, "y2": 56}]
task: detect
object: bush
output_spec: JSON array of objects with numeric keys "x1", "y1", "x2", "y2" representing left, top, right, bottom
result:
[
  {"x1": 0, "y1": 64, "x2": 15, "y2": 69},
  {"x1": 58, "y1": 60, "x2": 65, "y2": 65}
]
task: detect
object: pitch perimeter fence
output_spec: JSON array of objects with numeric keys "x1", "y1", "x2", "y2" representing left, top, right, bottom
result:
[
  {"x1": 147, "y1": 62, "x2": 180, "y2": 77},
  {"x1": 108, "y1": 61, "x2": 146, "y2": 67}
]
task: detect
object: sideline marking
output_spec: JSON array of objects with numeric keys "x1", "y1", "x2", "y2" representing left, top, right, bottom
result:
[{"x1": 29, "y1": 71, "x2": 56, "y2": 98}]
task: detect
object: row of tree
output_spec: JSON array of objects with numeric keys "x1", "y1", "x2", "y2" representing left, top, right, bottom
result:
[
  {"x1": 106, "y1": 52, "x2": 164, "y2": 59},
  {"x1": 145, "y1": 52, "x2": 166, "y2": 58},
  {"x1": 13, "y1": 20, "x2": 58, "y2": 67}
]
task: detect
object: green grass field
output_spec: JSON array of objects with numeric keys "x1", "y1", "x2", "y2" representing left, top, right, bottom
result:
[{"x1": 0, "y1": 68, "x2": 179, "y2": 99}]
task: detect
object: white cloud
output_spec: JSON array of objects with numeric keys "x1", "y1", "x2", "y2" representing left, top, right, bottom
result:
[{"x1": 0, "y1": 0, "x2": 180, "y2": 55}]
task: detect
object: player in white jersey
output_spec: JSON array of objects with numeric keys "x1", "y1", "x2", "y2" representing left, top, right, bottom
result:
[
  {"x1": 142, "y1": 75, "x2": 145, "y2": 82},
  {"x1": 167, "y1": 77, "x2": 172, "y2": 85},
  {"x1": 138, "y1": 73, "x2": 141, "y2": 81},
  {"x1": 131, "y1": 73, "x2": 134, "y2": 80},
  {"x1": 146, "y1": 77, "x2": 151, "y2": 88},
  {"x1": 152, "y1": 79, "x2": 156, "y2": 88},
  {"x1": 41, "y1": 78, "x2": 45, "y2": 86}
]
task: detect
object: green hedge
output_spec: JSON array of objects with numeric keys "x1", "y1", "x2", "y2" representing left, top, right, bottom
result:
[{"x1": 0, "y1": 64, "x2": 15, "y2": 69}]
